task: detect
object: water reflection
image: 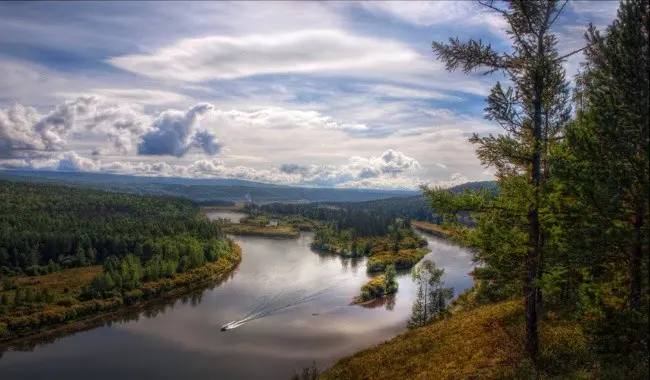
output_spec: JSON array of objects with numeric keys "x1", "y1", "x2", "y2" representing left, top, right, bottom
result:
[
  {"x1": 357, "y1": 294, "x2": 396, "y2": 311},
  {"x1": 0, "y1": 217, "x2": 474, "y2": 380}
]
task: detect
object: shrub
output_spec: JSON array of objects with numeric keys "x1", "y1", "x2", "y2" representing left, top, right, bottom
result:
[{"x1": 56, "y1": 297, "x2": 75, "y2": 307}]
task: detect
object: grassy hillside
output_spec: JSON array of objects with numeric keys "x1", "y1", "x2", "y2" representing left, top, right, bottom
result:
[{"x1": 320, "y1": 299, "x2": 641, "y2": 380}]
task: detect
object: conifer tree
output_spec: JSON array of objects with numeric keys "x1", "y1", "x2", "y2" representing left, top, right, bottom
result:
[
  {"x1": 564, "y1": 0, "x2": 649, "y2": 311},
  {"x1": 428, "y1": 0, "x2": 574, "y2": 358}
]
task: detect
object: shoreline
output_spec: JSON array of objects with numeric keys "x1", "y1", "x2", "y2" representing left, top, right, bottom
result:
[
  {"x1": 0, "y1": 244, "x2": 242, "y2": 347},
  {"x1": 412, "y1": 221, "x2": 450, "y2": 238}
]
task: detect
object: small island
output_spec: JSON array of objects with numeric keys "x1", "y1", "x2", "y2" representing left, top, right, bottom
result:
[
  {"x1": 353, "y1": 264, "x2": 398, "y2": 304},
  {"x1": 312, "y1": 219, "x2": 429, "y2": 272}
]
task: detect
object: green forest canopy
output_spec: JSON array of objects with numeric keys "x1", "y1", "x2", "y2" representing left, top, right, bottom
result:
[{"x1": 0, "y1": 180, "x2": 227, "y2": 276}]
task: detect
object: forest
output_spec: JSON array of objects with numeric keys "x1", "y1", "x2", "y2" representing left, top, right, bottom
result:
[
  {"x1": 0, "y1": 180, "x2": 229, "y2": 275},
  {"x1": 0, "y1": 181, "x2": 240, "y2": 342}
]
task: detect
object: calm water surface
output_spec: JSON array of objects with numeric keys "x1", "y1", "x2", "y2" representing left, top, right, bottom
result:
[{"x1": 0, "y1": 211, "x2": 474, "y2": 379}]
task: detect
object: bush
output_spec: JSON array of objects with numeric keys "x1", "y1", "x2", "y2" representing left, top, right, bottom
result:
[{"x1": 57, "y1": 297, "x2": 75, "y2": 307}]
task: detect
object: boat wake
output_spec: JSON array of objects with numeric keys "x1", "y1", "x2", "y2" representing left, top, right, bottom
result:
[{"x1": 220, "y1": 279, "x2": 350, "y2": 331}]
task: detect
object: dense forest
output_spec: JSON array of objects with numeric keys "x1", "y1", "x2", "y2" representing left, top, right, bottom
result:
[
  {"x1": 325, "y1": 181, "x2": 496, "y2": 223},
  {"x1": 0, "y1": 180, "x2": 227, "y2": 276}
]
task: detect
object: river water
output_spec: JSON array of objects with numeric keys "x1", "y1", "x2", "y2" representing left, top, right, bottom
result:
[{"x1": 0, "y1": 211, "x2": 474, "y2": 379}]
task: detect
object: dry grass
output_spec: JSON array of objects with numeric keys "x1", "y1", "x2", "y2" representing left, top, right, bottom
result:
[
  {"x1": 366, "y1": 249, "x2": 429, "y2": 272},
  {"x1": 223, "y1": 224, "x2": 300, "y2": 238},
  {"x1": 412, "y1": 221, "x2": 450, "y2": 237},
  {"x1": 320, "y1": 300, "x2": 602, "y2": 380},
  {"x1": 12, "y1": 266, "x2": 103, "y2": 295}
]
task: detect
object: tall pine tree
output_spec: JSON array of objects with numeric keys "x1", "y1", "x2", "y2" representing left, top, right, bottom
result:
[
  {"x1": 428, "y1": 0, "x2": 573, "y2": 359},
  {"x1": 564, "y1": 0, "x2": 649, "y2": 312}
]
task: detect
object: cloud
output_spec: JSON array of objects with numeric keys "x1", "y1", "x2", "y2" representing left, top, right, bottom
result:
[
  {"x1": 357, "y1": 1, "x2": 509, "y2": 37},
  {"x1": 274, "y1": 149, "x2": 422, "y2": 187},
  {"x1": 0, "y1": 97, "x2": 151, "y2": 157},
  {"x1": 137, "y1": 103, "x2": 220, "y2": 157},
  {"x1": 0, "y1": 104, "x2": 46, "y2": 157},
  {"x1": 108, "y1": 29, "x2": 419, "y2": 82},
  {"x1": 207, "y1": 107, "x2": 368, "y2": 132},
  {"x1": 279, "y1": 163, "x2": 308, "y2": 174},
  {"x1": 1, "y1": 97, "x2": 224, "y2": 159},
  {"x1": 57, "y1": 152, "x2": 99, "y2": 172},
  {"x1": 58, "y1": 88, "x2": 189, "y2": 106},
  {"x1": 1, "y1": 149, "x2": 429, "y2": 190},
  {"x1": 361, "y1": 84, "x2": 463, "y2": 101}
]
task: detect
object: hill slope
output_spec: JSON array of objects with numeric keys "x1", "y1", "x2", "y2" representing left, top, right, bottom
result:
[
  {"x1": 320, "y1": 300, "x2": 592, "y2": 380},
  {"x1": 0, "y1": 170, "x2": 418, "y2": 203}
]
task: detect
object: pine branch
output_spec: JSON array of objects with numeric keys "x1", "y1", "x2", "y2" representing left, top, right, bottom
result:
[
  {"x1": 548, "y1": 0, "x2": 569, "y2": 29},
  {"x1": 432, "y1": 38, "x2": 510, "y2": 74},
  {"x1": 553, "y1": 42, "x2": 596, "y2": 63}
]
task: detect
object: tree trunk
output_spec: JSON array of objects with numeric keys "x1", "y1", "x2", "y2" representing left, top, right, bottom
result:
[
  {"x1": 525, "y1": 39, "x2": 544, "y2": 360},
  {"x1": 630, "y1": 208, "x2": 643, "y2": 310}
]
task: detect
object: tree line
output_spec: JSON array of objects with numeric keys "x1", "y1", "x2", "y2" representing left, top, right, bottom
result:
[{"x1": 251, "y1": 202, "x2": 397, "y2": 237}]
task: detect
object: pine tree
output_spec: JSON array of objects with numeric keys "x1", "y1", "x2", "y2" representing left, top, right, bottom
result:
[
  {"x1": 384, "y1": 264, "x2": 398, "y2": 294},
  {"x1": 564, "y1": 0, "x2": 649, "y2": 311},
  {"x1": 429, "y1": 0, "x2": 574, "y2": 358}
]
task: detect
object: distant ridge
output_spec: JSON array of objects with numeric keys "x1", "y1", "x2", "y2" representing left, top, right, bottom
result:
[{"x1": 0, "y1": 169, "x2": 421, "y2": 203}]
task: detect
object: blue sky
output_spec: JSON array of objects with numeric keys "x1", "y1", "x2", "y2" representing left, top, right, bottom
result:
[{"x1": 0, "y1": 1, "x2": 618, "y2": 189}]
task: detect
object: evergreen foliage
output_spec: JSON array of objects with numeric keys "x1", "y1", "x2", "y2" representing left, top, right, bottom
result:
[{"x1": 426, "y1": 0, "x2": 648, "y2": 369}]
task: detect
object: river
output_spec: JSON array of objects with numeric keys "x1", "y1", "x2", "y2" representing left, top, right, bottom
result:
[{"x1": 0, "y1": 211, "x2": 474, "y2": 379}]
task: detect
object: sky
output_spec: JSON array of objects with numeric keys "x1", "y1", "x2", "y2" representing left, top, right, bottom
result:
[{"x1": 0, "y1": 1, "x2": 619, "y2": 189}]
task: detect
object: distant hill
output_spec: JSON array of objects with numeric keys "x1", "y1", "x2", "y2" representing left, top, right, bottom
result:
[
  {"x1": 323, "y1": 181, "x2": 497, "y2": 222},
  {"x1": 0, "y1": 169, "x2": 420, "y2": 204}
]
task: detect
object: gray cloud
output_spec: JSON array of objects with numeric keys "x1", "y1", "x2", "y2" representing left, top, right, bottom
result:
[
  {"x1": 279, "y1": 163, "x2": 308, "y2": 174},
  {"x1": 0, "y1": 104, "x2": 45, "y2": 158},
  {"x1": 137, "y1": 103, "x2": 220, "y2": 157}
]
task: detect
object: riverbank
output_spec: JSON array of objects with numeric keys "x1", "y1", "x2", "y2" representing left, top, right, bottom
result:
[
  {"x1": 412, "y1": 221, "x2": 450, "y2": 237},
  {"x1": 0, "y1": 244, "x2": 242, "y2": 344},
  {"x1": 223, "y1": 224, "x2": 300, "y2": 238},
  {"x1": 321, "y1": 282, "x2": 647, "y2": 380},
  {"x1": 320, "y1": 298, "x2": 595, "y2": 379}
]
